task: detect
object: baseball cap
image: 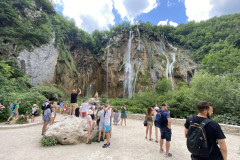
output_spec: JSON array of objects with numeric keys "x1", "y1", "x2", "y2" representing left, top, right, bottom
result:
[{"x1": 162, "y1": 103, "x2": 170, "y2": 107}]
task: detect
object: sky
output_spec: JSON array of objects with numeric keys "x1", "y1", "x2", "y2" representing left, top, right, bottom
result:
[{"x1": 52, "y1": 0, "x2": 240, "y2": 33}]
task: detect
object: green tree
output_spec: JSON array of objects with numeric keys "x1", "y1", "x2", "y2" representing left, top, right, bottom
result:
[{"x1": 155, "y1": 78, "x2": 172, "y2": 94}]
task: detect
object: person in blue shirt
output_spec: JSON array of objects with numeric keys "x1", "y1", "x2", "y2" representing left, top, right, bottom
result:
[{"x1": 159, "y1": 103, "x2": 172, "y2": 158}]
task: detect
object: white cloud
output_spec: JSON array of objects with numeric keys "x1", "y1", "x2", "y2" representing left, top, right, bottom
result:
[
  {"x1": 59, "y1": 0, "x2": 114, "y2": 33},
  {"x1": 185, "y1": 0, "x2": 212, "y2": 22},
  {"x1": 114, "y1": 0, "x2": 158, "y2": 21},
  {"x1": 157, "y1": 19, "x2": 178, "y2": 27},
  {"x1": 169, "y1": 21, "x2": 178, "y2": 27},
  {"x1": 157, "y1": 19, "x2": 168, "y2": 26},
  {"x1": 185, "y1": 0, "x2": 240, "y2": 22}
]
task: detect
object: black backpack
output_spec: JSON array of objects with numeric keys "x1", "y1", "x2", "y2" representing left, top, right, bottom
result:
[
  {"x1": 75, "y1": 107, "x2": 80, "y2": 117},
  {"x1": 154, "y1": 110, "x2": 168, "y2": 128},
  {"x1": 186, "y1": 116, "x2": 213, "y2": 157}
]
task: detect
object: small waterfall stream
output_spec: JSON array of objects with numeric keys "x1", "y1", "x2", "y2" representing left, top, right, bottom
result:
[
  {"x1": 123, "y1": 30, "x2": 134, "y2": 98},
  {"x1": 106, "y1": 43, "x2": 111, "y2": 97},
  {"x1": 137, "y1": 25, "x2": 141, "y2": 51}
]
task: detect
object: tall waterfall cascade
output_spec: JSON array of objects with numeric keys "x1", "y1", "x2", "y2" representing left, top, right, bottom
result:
[
  {"x1": 123, "y1": 31, "x2": 135, "y2": 98},
  {"x1": 159, "y1": 39, "x2": 177, "y2": 89},
  {"x1": 106, "y1": 43, "x2": 111, "y2": 97}
]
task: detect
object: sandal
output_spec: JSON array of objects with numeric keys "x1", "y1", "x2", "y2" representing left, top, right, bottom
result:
[
  {"x1": 145, "y1": 136, "x2": 147, "y2": 139},
  {"x1": 160, "y1": 149, "x2": 164, "y2": 153},
  {"x1": 149, "y1": 138, "x2": 153, "y2": 141},
  {"x1": 165, "y1": 153, "x2": 172, "y2": 157},
  {"x1": 155, "y1": 140, "x2": 158, "y2": 143}
]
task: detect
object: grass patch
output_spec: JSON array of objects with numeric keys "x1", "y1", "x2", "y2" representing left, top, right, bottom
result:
[{"x1": 41, "y1": 136, "x2": 58, "y2": 147}]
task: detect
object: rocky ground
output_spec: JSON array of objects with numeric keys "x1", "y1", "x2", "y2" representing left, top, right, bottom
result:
[{"x1": 0, "y1": 115, "x2": 239, "y2": 160}]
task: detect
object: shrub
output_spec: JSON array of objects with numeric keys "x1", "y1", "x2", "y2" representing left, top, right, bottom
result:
[
  {"x1": 31, "y1": 86, "x2": 64, "y2": 101},
  {"x1": 213, "y1": 114, "x2": 240, "y2": 125},
  {"x1": 15, "y1": 114, "x2": 28, "y2": 124},
  {"x1": 155, "y1": 78, "x2": 172, "y2": 94},
  {"x1": 41, "y1": 137, "x2": 58, "y2": 147}
]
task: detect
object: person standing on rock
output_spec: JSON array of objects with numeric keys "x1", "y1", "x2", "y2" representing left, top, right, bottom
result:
[
  {"x1": 81, "y1": 100, "x2": 88, "y2": 118},
  {"x1": 97, "y1": 106, "x2": 105, "y2": 143},
  {"x1": 86, "y1": 110, "x2": 93, "y2": 144},
  {"x1": 121, "y1": 104, "x2": 127, "y2": 126},
  {"x1": 159, "y1": 104, "x2": 172, "y2": 158},
  {"x1": 70, "y1": 88, "x2": 81, "y2": 117},
  {"x1": 185, "y1": 102, "x2": 227, "y2": 160},
  {"x1": 102, "y1": 102, "x2": 112, "y2": 148},
  {"x1": 42, "y1": 103, "x2": 52, "y2": 135}
]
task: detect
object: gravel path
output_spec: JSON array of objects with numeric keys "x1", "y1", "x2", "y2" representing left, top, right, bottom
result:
[{"x1": 0, "y1": 115, "x2": 239, "y2": 160}]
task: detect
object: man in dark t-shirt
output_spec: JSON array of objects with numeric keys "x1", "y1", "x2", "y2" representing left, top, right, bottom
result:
[
  {"x1": 184, "y1": 102, "x2": 227, "y2": 160},
  {"x1": 70, "y1": 88, "x2": 81, "y2": 116}
]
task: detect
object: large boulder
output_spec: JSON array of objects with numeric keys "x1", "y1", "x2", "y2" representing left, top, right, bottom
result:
[
  {"x1": 88, "y1": 98, "x2": 100, "y2": 106},
  {"x1": 45, "y1": 117, "x2": 98, "y2": 145}
]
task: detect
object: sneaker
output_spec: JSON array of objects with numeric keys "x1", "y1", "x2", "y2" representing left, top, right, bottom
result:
[
  {"x1": 160, "y1": 149, "x2": 164, "y2": 153},
  {"x1": 102, "y1": 143, "x2": 110, "y2": 148},
  {"x1": 97, "y1": 140, "x2": 100, "y2": 143},
  {"x1": 165, "y1": 153, "x2": 172, "y2": 157},
  {"x1": 86, "y1": 142, "x2": 91, "y2": 144}
]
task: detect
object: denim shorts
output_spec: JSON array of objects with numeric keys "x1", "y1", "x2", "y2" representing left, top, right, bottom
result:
[
  {"x1": 160, "y1": 128, "x2": 172, "y2": 141},
  {"x1": 43, "y1": 115, "x2": 50, "y2": 122},
  {"x1": 105, "y1": 125, "x2": 110, "y2": 133},
  {"x1": 11, "y1": 111, "x2": 18, "y2": 116}
]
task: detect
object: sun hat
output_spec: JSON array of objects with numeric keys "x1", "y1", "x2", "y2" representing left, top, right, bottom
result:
[
  {"x1": 154, "y1": 107, "x2": 159, "y2": 110},
  {"x1": 88, "y1": 110, "x2": 93, "y2": 115},
  {"x1": 33, "y1": 104, "x2": 37, "y2": 107}
]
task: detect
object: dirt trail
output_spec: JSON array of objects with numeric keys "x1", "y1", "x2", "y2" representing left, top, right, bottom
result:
[{"x1": 0, "y1": 115, "x2": 239, "y2": 160}]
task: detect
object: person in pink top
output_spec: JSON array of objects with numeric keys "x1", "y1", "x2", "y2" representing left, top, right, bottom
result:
[{"x1": 86, "y1": 110, "x2": 93, "y2": 144}]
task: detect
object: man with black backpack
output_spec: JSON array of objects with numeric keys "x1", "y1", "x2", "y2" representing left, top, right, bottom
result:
[
  {"x1": 185, "y1": 102, "x2": 227, "y2": 160},
  {"x1": 157, "y1": 103, "x2": 172, "y2": 157}
]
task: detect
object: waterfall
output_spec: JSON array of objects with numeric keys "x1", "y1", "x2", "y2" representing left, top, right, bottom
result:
[
  {"x1": 159, "y1": 40, "x2": 169, "y2": 79},
  {"x1": 159, "y1": 39, "x2": 177, "y2": 89},
  {"x1": 123, "y1": 30, "x2": 134, "y2": 98},
  {"x1": 166, "y1": 40, "x2": 177, "y2": 52},
  {"x1": 169, "y1": 53, "x2": 176, "y2": 89},
  {"x1": 106, "y1": 43, "x2": 111, "y2": 97},
  {"x1": 137, "y1": 25, "x2": 141, "y2": 51}
]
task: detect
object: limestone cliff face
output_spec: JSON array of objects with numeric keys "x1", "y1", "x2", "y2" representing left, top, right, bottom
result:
[
  {"x1": 16, "y1": 32, "x2": 197, "y2": 98},
  {"x1": 17, "y1": 39, "x2": 58, "y2": 86}
]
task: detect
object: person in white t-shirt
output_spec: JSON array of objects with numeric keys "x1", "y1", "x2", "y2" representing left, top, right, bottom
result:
[
  {"x1": 102, "y1": 101, "x2": 112, "y2": 148},
  {"x1": 81, "y1": 100, "x2": 88, "y2": 118},
  {"x1": 86, "y1": 110, "x2": 93, "y2": 144}
]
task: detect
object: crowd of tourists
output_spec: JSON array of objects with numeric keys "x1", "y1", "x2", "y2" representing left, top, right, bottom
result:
[
  {"x1": 145, "y1": 102, "x2": 228, "y2": 159},
  {"x1": 1, "y1": 88, "x2": 229, "y2": 159}
]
